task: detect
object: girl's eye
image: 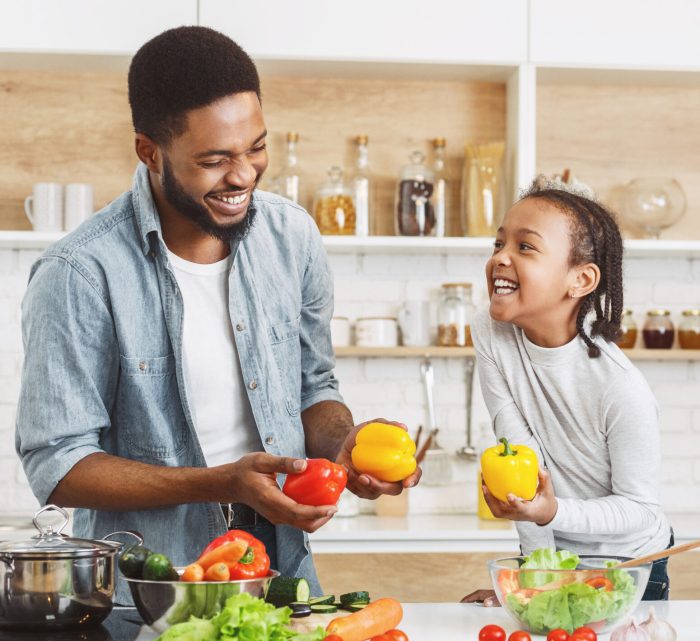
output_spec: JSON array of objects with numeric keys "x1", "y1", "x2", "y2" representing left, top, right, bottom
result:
[
  {"x1": 493, "y1": 240, "x2": 504, "y2": 250},
  {"x1": 520, "y1": 242, "x2": 534, "y2": 251}
]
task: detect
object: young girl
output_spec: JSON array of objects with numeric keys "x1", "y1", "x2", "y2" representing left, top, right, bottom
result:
[{"x1": 463, "y1": 179, "x2": 672, "y2": 605}]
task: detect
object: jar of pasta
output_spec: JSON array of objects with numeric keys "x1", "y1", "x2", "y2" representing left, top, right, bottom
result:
[
  {"x1": 313, "y1": 166, "x2": 356, "y2": 235},
  {"x1": 437, "y1": 283, "x2": 475, "y2": 346}
]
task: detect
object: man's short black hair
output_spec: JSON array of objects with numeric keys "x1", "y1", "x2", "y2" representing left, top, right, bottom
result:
[{"x1": 128, "y1": 26, "x2": 261, "y2": 145}]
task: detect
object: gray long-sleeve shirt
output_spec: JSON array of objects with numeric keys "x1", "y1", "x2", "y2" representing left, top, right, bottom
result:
[{"x1": 472, "y1": 309, "x2": 671, "y2": 558}]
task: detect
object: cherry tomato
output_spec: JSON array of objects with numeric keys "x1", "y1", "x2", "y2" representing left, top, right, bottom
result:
[
  {"x1": 324, "y1": 636, "x2": 344, "y2": 641},
  {"x1": 570, "y1": 628, "x2": 597, "y2": 641},
  {"x1": 546, "y1": 629, "x2": 570, "y2": 641},
  {"x1": 386, "y1": 631, "x2": 409, "y2": 641},
  {"x1": 369, "y1": 636, "x2": 392, "y2": 641},
  {"x1": 584, "y1": 576, "x2": 613, "y2": 592},
  {"x1": 508, "y1": 632, "x2": 532, "y2": 641},
  {"x1": 479, "y1": 625, "x2": 507, "y2": 641}
]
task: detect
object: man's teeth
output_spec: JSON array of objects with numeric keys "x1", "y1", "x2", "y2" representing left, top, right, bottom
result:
[{"x1": 214, "y1": 193, "x2": 247, "y2": 205}]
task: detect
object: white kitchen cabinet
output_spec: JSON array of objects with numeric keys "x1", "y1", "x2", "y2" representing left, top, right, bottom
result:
[
  {"x1": 530, "y1": 0, "x2": 700, "y2": 69},
  {"x1": 0, "y1": 0, "x2": 197, "y2": 54},
  {"x1": 199, "y1": 0, "x2": 527, "y2": 64}
]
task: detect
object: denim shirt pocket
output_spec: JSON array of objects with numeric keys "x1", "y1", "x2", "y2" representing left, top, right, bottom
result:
[
  {"x1": 117, "y1": 353, "x2": 188, "y2": 459},
  {"x1": 269, "y1": 317, "x2": 302, "y2": 416}
]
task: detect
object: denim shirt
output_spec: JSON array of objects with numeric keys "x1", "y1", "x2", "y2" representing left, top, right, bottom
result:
[{"x1": 16, "y1": 163, "x2": 343, "y2": 603}]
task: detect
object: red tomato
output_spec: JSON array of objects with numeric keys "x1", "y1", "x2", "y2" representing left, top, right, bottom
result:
[
  {"x1": 386, "y1": 631, "x2": 409, "y2": 641},
  {"x1": 324, "y1": 636, "x2": 344, "y2": 641},
  {"x1": 508, "y1": 632, "x2": 532, "y2": 641},
  {"x1": 479, "y1": 625, "x2": 507, "y2": 641},
  {"x1": 546, "y1": 629, "x2": 570, "y2": 641},
  {"x1": 571, "y1": 628, "x2": 597, "y2": 641}
]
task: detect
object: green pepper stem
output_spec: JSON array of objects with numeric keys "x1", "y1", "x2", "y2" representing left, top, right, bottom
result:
[{"x1": 498, "y1": 437, "x2": 518, "y2": 457}]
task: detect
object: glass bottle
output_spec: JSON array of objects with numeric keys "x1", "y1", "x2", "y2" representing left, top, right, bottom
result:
[
  {"x1": 279, "y1": 131, "x2": 301, "y2": 203},
  {"x1": 642, "y1": 309, "x2": 675, "y2": 349},
  {"x1": 437, "y1": 283, "x2": 476, "y2": 346},
  {"x1": 351, "y1": 135, "x2": 372, "y2": 236},
  {"x1": 431, "y1": 138, "x2": 448, "y2": 237},
  {"x1": 395, "y1": 151, "x2": 435, "y2": 237},
  {"x1": 679, "y1": 309, "x2": 700, "y2": 349},
  {"x1": 312, "y1": 166, "x2": 356, "y2": 235},
  {"x1": 461, "y1": 141, "x2": 505, "y2": 237},
  {"x1": 616, "y1": 309, "x2": 638, "y2": 349}
]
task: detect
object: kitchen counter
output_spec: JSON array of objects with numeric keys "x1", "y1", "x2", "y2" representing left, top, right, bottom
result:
[
  {"x1": 308, "y1": 513, "x2": 700, "y2": 554},
  {"x1": 5, "y1": 601, "x2": 697, "y2": 641}
]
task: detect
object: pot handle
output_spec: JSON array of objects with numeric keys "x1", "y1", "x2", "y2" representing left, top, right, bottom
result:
[
  {"x1": 32, "y1": 504, "x2": 70, "y2": 537},
  {"x1": 101, "y1": 530, "x2": 144, "y2": 547}
]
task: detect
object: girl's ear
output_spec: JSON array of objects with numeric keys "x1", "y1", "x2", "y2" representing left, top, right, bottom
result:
[{"x1": 569, "y1": 263, "x2": 600, "y2": 299}]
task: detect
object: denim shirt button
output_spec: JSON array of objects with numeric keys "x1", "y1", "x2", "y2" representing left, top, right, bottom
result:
[
  {"x1": 138, "y1": 361, "x2": 148, "y2": 371},
  {"x1": 265, "y1": 436, "x2": 274, "y2": 445},
  {"x1": 248, "y1": 380, "x2": 258, "y2": 390},
  {"x1": 236, "y1": 322, "x2": 245, "y2": 331}
]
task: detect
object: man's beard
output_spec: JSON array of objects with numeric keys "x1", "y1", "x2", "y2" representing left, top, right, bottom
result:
[{"x1": 161, "y1": 158, "x2": 258, "y2": 243}]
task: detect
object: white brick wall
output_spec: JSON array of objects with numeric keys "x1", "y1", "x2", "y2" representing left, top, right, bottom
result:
[{"x1": 1, "y1": 247, "x2": 699, "y2": 517}]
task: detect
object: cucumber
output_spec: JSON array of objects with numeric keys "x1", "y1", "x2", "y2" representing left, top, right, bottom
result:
[
  {"x1": 289, "y1": 602, "x2": 312, "y2": 618},
  {"x1": 118, "y1": 544, "x2": 153, "y2": 579},
  {"x1": 142, "y1": 553, "x2": 175, "y2": 581},
  {"x1": 309, "y1": 595, "x2": 335, "y2": 606},
  {"x1": 265, "y1": 577, "x2": 311, "y2": 607},
  {"x1": 310, "y1": 604, "x2": 338, "y2": 614},
  {"x1": 339, "y1": 591, "x2": 369, "y2": 605},
  {"x1": 343, "y1": 601, "x2": 369, "y2": 612}
]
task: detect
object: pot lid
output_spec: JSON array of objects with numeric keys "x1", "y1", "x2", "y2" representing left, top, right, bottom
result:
[{"x1": 0, "y1": 505, "x2": 126, "y2": 559}]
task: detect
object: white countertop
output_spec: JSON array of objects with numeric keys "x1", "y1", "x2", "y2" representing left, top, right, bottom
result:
[
  {"x1": 134, "y1": 600, "x2": 700, "y2": 640},
  {"x1": 308, "y1": 513, "x2": 700, "y2": 554}
]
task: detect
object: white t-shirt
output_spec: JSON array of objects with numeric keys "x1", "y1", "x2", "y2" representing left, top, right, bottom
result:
[
  {"x1": 472, "y1": 309, "x2": 671, "y2": 558},
  {"x1": 167, "y1": 249, "x2": 263, "y2": 467}
]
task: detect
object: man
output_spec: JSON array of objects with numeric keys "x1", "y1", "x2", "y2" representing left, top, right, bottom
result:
[{"x1": 15, "y1": 26, "x2": 420, "y2": 603}]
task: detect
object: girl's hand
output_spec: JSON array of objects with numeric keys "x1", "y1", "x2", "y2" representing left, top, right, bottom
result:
[{"x1": 482, "y1": 469, "x2": 558, "y2": 525}]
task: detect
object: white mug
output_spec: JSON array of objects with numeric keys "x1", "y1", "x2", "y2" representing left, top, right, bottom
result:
[
  {"x1": 330, "y1": 316, "x2": 351, "y2": 347},
  {"x1": 355, "y1": 317, "x2": 398, "y2": 347},
  {"x1": 64, "y1": 183, "x2": 94, "y2": 231},
  {"x1": 398, "y1": 300, "x2": 430, "y2": 346},
  {"x1": 24, "y1": 183, "x2": 63, "y2": 232}
]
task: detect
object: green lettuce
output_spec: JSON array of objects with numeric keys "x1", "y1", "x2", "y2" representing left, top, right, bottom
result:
[
  {"x1": 519, "y1": 548, "x2": 580, "y2": 589},
  {"x1": 155, "y1": 618, "x2": 217, "y2": 641}
]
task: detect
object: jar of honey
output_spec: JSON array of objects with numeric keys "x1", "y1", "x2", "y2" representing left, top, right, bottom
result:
[
  {"x1": 679, "y1": 309, "x2": 700, "y2": 349},
  {"x1": 616, "y1": 309, "x2": 638, "y2": 349},
  {"x1": 642, "y1": 309, "x2": 675, "y2": 349}
]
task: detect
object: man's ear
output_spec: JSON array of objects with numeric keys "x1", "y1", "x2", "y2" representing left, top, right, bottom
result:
[
  {"x1": 570, "y1": 262, "x2": 601, "y2": 299},
  {"x1": 134, "y1": 134, "x2": 161, "y2": 174}
]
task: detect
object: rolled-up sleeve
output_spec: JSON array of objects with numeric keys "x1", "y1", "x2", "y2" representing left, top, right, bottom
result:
[
  {"x1": 16, "y1": 255, "x2": 119, "y2": 505},
  {"x1": 298, "y1": 218, "x2": 343, "y2": 412}
]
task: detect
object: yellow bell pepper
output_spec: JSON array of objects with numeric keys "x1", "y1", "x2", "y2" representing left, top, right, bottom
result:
[
  {"x1": 481, "y1": 437, "x2": 538, "y2": 502},
  {"x1": 351, "y1": 422, "x2": 417, "y2": 482}
]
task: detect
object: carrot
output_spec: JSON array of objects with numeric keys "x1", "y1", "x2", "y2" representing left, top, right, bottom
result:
[
  {"x1": 203, "y1": 562, "x2": 230, "y2": 581},
  {"x1": 180, "y1": 563, "x2": 205, "y2": 582},
  {"x1": 326, "y1": 598, "x2": 403, "y2": 641},
  {"x1": 196, "y1": 538, "x2": 248, "y2": 570}
]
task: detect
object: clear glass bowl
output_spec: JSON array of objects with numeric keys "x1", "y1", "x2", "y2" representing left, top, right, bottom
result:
[
  {"x1": 489, "y1": 556, "x2": 650, "y2": 635},
  {"x1": 622, "y1": 177, "x2": 686, "y2": 239}
]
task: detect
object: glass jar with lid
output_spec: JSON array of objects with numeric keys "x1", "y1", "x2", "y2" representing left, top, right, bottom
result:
[
  {"x1": 616, "y1": 309, "x2": 638, "y2": 349},
  {"x1": 313, "y1": 166, "x2": 356, "y2": 235},
  {"x1": 395, "y1": 150, "x2": 436, "y2": 237},
  {"x1": 679, "y1": 309, "x2": 700, "y2": 349},
  {"x1": 642, "y1": 309, "x2": 675, "y2": 349},
  {"x1": 437, "y1": 283, "x2": 476, "y2": 346}
]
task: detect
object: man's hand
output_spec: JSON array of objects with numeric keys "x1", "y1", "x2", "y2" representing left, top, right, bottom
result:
[
  {"x1": 336, "y1": 418, "x2": 422, "y2": 500},
  {"x1": 221, "y1": 452, "x2": 337, "y2": 533},
  {"x1": 482, "y1": 469, "x2": 557, "y2": 525}
]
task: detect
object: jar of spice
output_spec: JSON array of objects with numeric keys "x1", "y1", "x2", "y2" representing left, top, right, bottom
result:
[
  {"x1": 679, "y1": 309, "x2": 700, "y2": 349},
  {"x1": 395, "y1": 151, "x2": 435, "y2": 236},
  {"x1": 616, "y1": 309, "x2": 638, "y2": 349},
  {"x1": 437, "y1": 283, "x2": 475, "y2": 346},
  {"x1": 642, "y1": 309, "x2": 675, "y2": 349},
  {"x1": 313, "y1": 166, "x2": 356, "y2": 235}
]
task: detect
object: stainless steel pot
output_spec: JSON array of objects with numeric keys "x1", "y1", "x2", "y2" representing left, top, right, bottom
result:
[{"x1": 0, "y1": 504, "x2": 142, "y2": 631}]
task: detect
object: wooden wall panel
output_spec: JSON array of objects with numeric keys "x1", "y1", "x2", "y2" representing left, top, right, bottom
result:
[
  {"x1": 537, "y1": 83, "x2": 700, "y2": 240},
  {"x1": 0, "y1": 69, "x2": 506, "y2": 235}
]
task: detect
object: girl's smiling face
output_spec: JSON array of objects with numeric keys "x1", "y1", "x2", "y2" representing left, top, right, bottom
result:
[{"x1": 485, "y1": 197, "x2": 599, "y2": 347}]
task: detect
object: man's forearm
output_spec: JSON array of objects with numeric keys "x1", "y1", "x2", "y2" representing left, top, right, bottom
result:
[
  {"x1": 48, "y1": 452, "x2": 222, "y2": 511},
  {"x1": 301, "y1": 400, "x2": 354, "y2": 461}
]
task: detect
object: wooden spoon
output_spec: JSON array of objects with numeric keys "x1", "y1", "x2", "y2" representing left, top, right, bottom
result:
[{"x1": 616, "y1": 539, "x2": 700, "y2": 568}]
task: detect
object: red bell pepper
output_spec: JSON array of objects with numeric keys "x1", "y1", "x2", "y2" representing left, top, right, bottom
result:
[
  {"x1": 199, "y1": 530, "x2": 270, "y2": 580},
  {"x1": 282, "y1": 458, "x2": 348, "y2": 507}
]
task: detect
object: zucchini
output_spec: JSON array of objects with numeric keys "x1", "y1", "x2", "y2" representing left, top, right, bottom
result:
[
  {"x1": 343, "y1": 601, "x2": 369, "y2": 612},
  {"x1": 265, "y1": 576, "x2": 311, "y2": 607},
  {"x1": 309, "y1": 595, "x2": 335, "y2": 606},
  {"x1": 289, "y1": 602, "x2": 312, "y2": 618},
  {"x1": 310, "y1": 604, "x2": 338, "y2": 614},
  {"x1": 118, "y1": 544, "x2": 153, "y2": 579},
  {"x1": 339, "y1": 591, "x2": 370, "y2": 605}
]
